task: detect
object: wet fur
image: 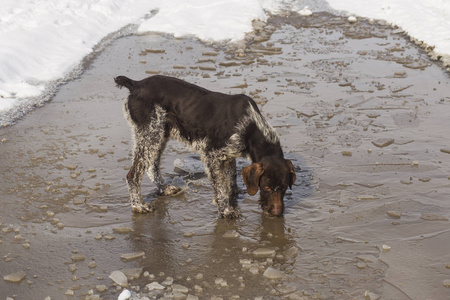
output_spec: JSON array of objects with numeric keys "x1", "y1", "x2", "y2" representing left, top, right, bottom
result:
[{"x1": 115, "y1": 75, "x2": 296, "y2": 218}]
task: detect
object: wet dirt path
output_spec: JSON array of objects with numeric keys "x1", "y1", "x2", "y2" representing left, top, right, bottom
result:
[{"x1": 1, "y1": 13, "x2": 450, "y2": 300}]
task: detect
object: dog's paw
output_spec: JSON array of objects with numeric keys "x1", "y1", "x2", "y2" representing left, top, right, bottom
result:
[
  {"x1": 219, "y1": 207, "x2": 241, "y2": 219},
  {"x1": 132, "y1": 202, "x2": 154, "y2": 213}
]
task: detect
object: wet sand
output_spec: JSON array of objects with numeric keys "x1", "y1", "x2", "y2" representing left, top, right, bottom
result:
[{"x1": 1, "y1": 12, "x2": 450, "y2": 300}]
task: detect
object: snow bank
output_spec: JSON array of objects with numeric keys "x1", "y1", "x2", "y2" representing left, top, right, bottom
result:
[{"x1": 1, "y1": 0, "x2": 450, "y2": 122}]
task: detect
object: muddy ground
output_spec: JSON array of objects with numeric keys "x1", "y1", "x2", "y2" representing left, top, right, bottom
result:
[{"x1": 1, "y1": 12, "x2": 450, "y2": 300}]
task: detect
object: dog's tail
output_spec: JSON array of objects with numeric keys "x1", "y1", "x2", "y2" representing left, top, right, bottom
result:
[{"x1": 114, "y1": 76, "x2": 135, "y2": 91}]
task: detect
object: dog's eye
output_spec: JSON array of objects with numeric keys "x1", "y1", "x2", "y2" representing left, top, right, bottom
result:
[{"x1": 264, "y1": 186, "x2": 272, "y2": 192}]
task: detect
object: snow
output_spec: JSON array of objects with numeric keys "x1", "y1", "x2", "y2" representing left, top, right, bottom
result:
[{"x1": 1, "y1": 0, "x2": 450, "y2": 121}]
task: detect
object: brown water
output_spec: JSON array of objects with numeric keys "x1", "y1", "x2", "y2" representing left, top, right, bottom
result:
[{"x1": 1, "y1": 13, "x2": 450, "y2": 300}]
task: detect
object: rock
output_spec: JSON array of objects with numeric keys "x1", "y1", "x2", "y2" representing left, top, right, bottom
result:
[
  {"x1": 223, "y1": 230, "x2": 240, "y2": 238},
  {"x1": 372, "y1": 138, "x2": 394, "y2": 148},
  {"x1": 109, "y1": 270, "x2": 128, "y2": 287},
  {"x1": 174, "y1": 158, "x2": 205, "y2": 174},
  {"x1": 123, "y1": 268, "x2": 143, "y2": 280},
  {"x1": 263, "y1": 267, "x2": 284, "y2": 279},
  {"x1": 444, "y1": 279, "x2": 450, "y2": 287},
  {"x1": 387, "y1": 211, "x2": 402, "y2": 218},
  {"x1": 420, "y1": 213, "x2": 449, "y2": 221},
  {"x1": 162, "y1": 276, "x2": 174, "y2": 286},
  {"x1": 364, "y1": 290, "x2": 381, "y2": 300},
  {"x1": 118, "y1": 289, "x2": 132, "y2": 300},
  {"x1": 284, "y1": 246, "x2": 299, "y2": 258},
  {"x1": 88, "y1": 261, "x2": 97, "y2": 268},
  {"x1": 183, "y1": 231, "x2": 195, "y2": 237},
  {"x1": 146, "y1": 282, "x2": 165, "y2": 291},
  {"x1": 3, "y1": 271, "x2": 27, "y2": 283},
  {"x1": 113, "y1": 227, "x2": 134, "y2": 234},
  {"x1": 187, "y1": 295, "x2": 199, "y2": 300},
  {"x1": 96, "y1": 285, "x2": 107, "y2": 292},
  {"x1": 120, "y1": 251, "x2": 145, "y2": 261},
  {"x1": 68, "y1": 264, "x2": 77, "y2": 272},
  {"x1": 253, "y1": 248, "x2": 276, "y2": 258},
  {"x1": 172, "y1": 283, "x2": 189, "y2": 293},
  {"x1": 71, "y1": 254, "x2": 86, "y2": 262},
  {"x1": 348, "y1": 16, "x2": 357, "y2": 23},
  {"x1": 65, "y1": 289, "x2": 75, "y2": 296}
]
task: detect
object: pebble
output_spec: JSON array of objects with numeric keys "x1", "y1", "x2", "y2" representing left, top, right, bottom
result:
[
  {"x1": 172, "y1": 283, "x2": 189, "y2": 293},
  {"x1": 118, "y1": 289, "x2": 132, "y2": 300},
  {"x1": 223, "y1": 230, "x2": 240, "y2": 238},
  {"x1": 364, "y1": 291, "x2": 381, "y2": 300},
  {"x1": 444, "y1": 279, "x2": 450, "y2": 287},
  {"x1": 120, "y1": 251, "x2": 145, "y2": 261},
  {"x1": 146, "y1": 282, "x2": 165, "y2": 291},
  {"x1": 348, "y1": 16, "x2": 357, "y2": 23},
  {"x1": 123, "y1": 268, "x2": 143, "y2": 280},
  {"x1": 187, "y1": 295, "x2": 199, "y2": 300},
  {"x1": 109, "y1": 270, "x2": 128, "y2": 287},
  {"x1": 65, "y1": 289, "x2": 75, "y2": 296},
  {"x1": 420, "y1": 213, "x2": 449, "y2": 221},
  {"x1": 113, "y1": 227, "x2": 134, "y2": 234},
  {"x1": 263, "y1": 267, "x2": 284, "y2": 279},
  {"x1": 182, "y1": 243, "x2": 190, "y2": 249},
  {"x1": 162, "y1": 276, "x2": 174, "y2": 285},
  {"x1": 96, "y1": 284, "x2": 108, "y2": 292},
  {"x1": 253, "y1": 248, "x2": 276, "y2": 258},
  {"x1": 3, "y1": 271, "x2": 27, "y2": 283},
  {"x1": 387, "y1": 211, "x2": 402, "y2": 218},
  {"x1": 372, "y1": 138, "x2": 394, "y2": 148},
  {"x1": 71, "y1": 254, "x2": 86, "y2": 262}
]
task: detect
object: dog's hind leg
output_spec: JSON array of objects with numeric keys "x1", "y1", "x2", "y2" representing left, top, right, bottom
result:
[
  {"x1": 204, "y1": 156, "x2": 239, "y2": 218},
  {"x1": 127, "y1": 107, "x2": 180, "y2": 213}
]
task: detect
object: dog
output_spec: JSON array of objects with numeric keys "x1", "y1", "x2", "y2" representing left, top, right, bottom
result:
[{"x1": 115, "y1": 75, "x2": 296, "y2": 218}]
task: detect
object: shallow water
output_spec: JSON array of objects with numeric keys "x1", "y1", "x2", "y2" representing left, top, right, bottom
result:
[{"x1": 1, "y1": 13, "x2": 450, "y2": 300}]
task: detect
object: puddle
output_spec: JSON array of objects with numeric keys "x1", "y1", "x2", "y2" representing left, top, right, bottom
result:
[{"x1": 1, "y1": 12, "x2": 450, "y2": 300}]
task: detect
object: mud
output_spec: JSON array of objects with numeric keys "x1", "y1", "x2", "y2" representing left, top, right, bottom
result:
[{"x1": 1, "y1": 12, "x2": 450, "y2": 300}]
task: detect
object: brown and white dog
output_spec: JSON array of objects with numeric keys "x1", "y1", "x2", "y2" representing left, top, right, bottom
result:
[{"x1": 115, "y1": 75, "x2": 296, "y2": 218}]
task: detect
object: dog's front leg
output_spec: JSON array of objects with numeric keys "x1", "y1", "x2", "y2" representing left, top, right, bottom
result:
[{"x1": 205, "y1": 157, "x2": 240, "y2": 218}]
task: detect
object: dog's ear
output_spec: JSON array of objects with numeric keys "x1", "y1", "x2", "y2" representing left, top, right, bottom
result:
[
  {"x1": 285, "y1": 159, "x2": 297, "y2": 189},
  {"x1": 242, "y1": 163, "x2": 264, "y2": 196}
]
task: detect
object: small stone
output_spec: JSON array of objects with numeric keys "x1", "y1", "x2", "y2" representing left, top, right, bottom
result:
[
  {"x1": 194, "y1": 273, "x2": 203, "y2": 280},
  {"x1": 263, "y1": 267, "x2": 284, "y2": 279},
  {"x1": 120, "y1": 251, "x2": 145, "y2": 261},
  {"x1": 65, "y1": 289, "x2": 75, "y2": 296},
  {"x1": 348, "y1": 16, "x2": 357, "y2": 23},
  {"x1": 113, "y1": 227, "x2": 134, "y2": 234},
  {"x1": 444, "y1": 279, "x2": 450, "y2": 287},
  {"x1": 364, "y1": 290, "x2": 381, "y2": 300},
  {"x1": 172, "y1": 284, "x2": 189, "y2": 293},
  {"x1": 341, "y1": 151, "x2": 352, "y2": 156},
  {"x1": 253, "y1": 248, "x2": 276, "y2": 258},
  {"x1": 387, "y1": 211, "x2": 402, "y2": 218},
  {"x1": 162, "y1": 277, "x2": 174, "y2": 286},
  {"x1": 71, "y1": 254, "x2": 86, "y2": 262},
  {"x1": 420, "y1": 214, "x2": 448, "y2": 221},
  {"x1": 187, "y1": 295, "x2": 199, "y2": 300},
  {"x1": 146, "y1": 282, "x2": 165, "y2": 291},
  {"x1": 109, "y1": 270, "x2": 128, "y2": 287},
  {"x1": 357, "y1": 262, "x2": 367, "y2": 269},
  {"x1": 194, "y1": 285, "x2": 203, "y2": 293},
  {"x1": 182, "y1": 243, "x2": 190, "y2": 249},
  {"x1": 3, "y1": 271, "x2": 27, "y2": 283},
  {"x1": 183, "y1": 232, "x2": 195, "y2": 237},
  {"x1": 122, "y1": 268, "x2": 143, "y2": 280},
  {"x1": 382, "y1": 244, "x2": 391, "y2": 251},
  {"x1": 223, "y1": 230, "x2": 240, "y2": 238},
  {"x1": 418, "y1": 177, "x2": 431, "y2": 182},
  {"x1": 372, "y1": 138, "x2": 394, "y2": 148},
  {"x1": 68, "y1": 264, "x2": 77, "y2": 272},
  {"x1": 96, "y1": 285, "x2": 108, "y2": 292}
]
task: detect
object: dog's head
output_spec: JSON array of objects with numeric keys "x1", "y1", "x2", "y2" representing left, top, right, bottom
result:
[{"x1": 242, "y1": 157, "x2": 296, "y2": 216}]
